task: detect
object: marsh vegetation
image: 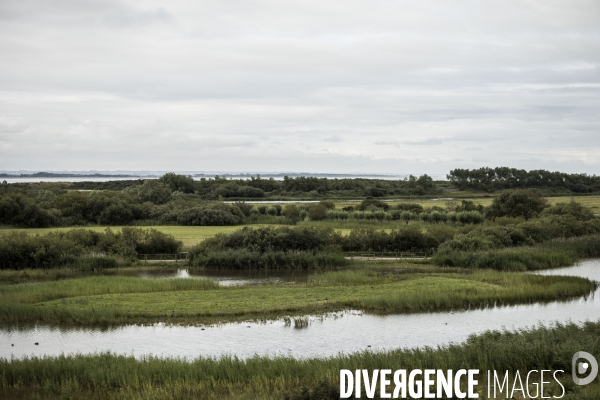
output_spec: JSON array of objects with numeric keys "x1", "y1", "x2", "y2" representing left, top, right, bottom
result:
[{"x1": 2, "y1": 169, "x2": 600, "y2": 399}]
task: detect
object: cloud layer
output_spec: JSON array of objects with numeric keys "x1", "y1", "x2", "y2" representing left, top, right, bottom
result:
[{"x1": 1, "y1": 0, "x2": 599, "y2": 174}]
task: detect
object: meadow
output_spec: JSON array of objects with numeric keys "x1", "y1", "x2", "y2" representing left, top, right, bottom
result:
[{"x1": 0, "y1": 267, "x2": 593, "y2": 326}]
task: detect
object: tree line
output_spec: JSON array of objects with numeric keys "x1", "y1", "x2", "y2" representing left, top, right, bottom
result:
[
  {"x1": 23, "y1": 172, "x2": 441, "y2": 198},
  {"x1": 448, "y1": 167, "x2": 600, "y2": 193}
]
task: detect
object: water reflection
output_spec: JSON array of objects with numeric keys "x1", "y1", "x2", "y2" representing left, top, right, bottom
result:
[
  {"x1": 135, "y1": 268, "x2": 312, "y2": 286},
  {"x1": 1, "y1": 260, "x2": 599, "y2": 360}
]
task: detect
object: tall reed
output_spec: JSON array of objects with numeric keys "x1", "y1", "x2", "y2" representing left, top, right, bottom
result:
[{"x1": 1, "y1": 321, "x2": 599, "y2": 399}]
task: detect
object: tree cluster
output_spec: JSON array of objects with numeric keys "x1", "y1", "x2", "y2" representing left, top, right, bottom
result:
[{"x1": 448, "y1": 167, "x2": 600, "y2": 193}]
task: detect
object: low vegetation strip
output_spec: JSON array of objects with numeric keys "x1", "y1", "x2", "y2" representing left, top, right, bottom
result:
[
  {"x1": 0, "y1": 269, "x2": 593, "y2": 325},
  {"x1": 1, "y1": 321, "x2": 599, "y2": 399},
  {"x1": 189, "y1": 250, "x2": 348, "y2": 269},
  {"x1": 433, "y1": 234, "x2": 600, "y2": 271}
]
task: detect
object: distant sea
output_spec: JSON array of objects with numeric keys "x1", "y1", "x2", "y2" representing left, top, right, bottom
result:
[{"x1": 1, "y1": 172, "x2": 446, "y2": 183}]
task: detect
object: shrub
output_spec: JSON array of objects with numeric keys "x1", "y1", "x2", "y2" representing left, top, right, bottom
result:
[
  {"x1": 176, "y1": 203, "x2": 244, "y2": 226},
  {"x1": 282, "y1": 204, "x2": 301, "y2": 223},
  {"x1": 308, "y1": 204, "x2": 328, "y2": 221},
  {"x1": 0, "y1": 228, "x2": 180, "y2": 270},
  {"x1": 486, "y1": 189, "x2": 548, "y2": 220},
  {"x1": 189, "y1": 250, "x2": 347, "y2": 269},
  {"x1": 433, "y1": 235, "x2": 600, "y2": 271}
]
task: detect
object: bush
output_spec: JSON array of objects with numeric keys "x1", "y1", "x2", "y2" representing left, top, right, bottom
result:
[
  {"x1": 357, "y1": 198, "x2": 389, "y2": 211},
  {"x1": 0, "y1": 228, "x2": 181, "y2": 270},
  {"x1": 191, "y1": 226, "x2": 341, "y2": 255},
  {"x1": 282, "y1": 204, "x2": 302, "y2": 223},
  {"x1": 70, "y1": 256, "x2": 119, "y2": 270},
  {"x1": 486, "y1": 189, "x2": 548, "y2": 220},
  {"x1": 189, "y1": 250, "x2": 347, "y2": 269},
  {"x1": 176, "y1": 203, "x2": 244, "y2": 226},
  {"x1": 433, "y1": 234, "x2": 600, "y2": 271},
  {"x1": 308, "y1": 204, "x2": 328, "y2": 221}
]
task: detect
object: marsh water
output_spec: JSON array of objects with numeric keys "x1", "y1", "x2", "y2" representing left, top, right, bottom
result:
[{"x1": 1, "y1": 260, "x2": 599, "y2": 360}]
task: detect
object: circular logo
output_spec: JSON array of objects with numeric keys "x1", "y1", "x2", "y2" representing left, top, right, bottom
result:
[{"x1": 572, "y1": 351, "x2": 598, "y2": 386}]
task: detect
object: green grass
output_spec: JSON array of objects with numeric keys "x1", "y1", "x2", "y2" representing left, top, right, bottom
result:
[
  {"x1": 0, "y1": 225, "x2": 278, "y2": 248},
  {"x1": 2, "y1": 321, "x2": 600, "y2": 399},
  {"x1": 0, "y1": 267, "x2": 593, "y2": 325}
]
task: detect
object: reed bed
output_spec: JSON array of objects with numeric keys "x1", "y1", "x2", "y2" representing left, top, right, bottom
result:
[
  {"x1": 433, "y1": 234, "x2": 600, "y2": 271},
  {"x1": 1, "y1": 321, "x2": 599, "y2": 399}
]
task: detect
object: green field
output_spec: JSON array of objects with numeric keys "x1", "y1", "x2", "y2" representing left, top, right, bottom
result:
[{"x1": 0, "y1": 225, "x2": 274, "y2": 248}]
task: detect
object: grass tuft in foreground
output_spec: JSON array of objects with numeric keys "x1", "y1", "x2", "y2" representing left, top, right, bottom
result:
[{"x1": 1, "y1": 321, "x2": 599, "y2": 399}]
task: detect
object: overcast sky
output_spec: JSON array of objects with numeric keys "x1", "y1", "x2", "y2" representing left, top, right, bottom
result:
[{"x1": 1, "y1": 0, "x2": 599, "y2": 175}]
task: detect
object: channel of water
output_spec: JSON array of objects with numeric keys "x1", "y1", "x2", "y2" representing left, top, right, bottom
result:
[{"x1": 1, "y1": 260, "x2": 599, "y2": 360}]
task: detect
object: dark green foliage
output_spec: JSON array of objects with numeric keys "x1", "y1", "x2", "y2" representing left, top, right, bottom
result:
[
  {"x1": 70, "y1": 256, "x2": 119, "y2": 270},
  {"x1": 454, "y1": 200, "x2": 484, "y2": 213},
  {"x1": 0, "y1": 228, "x2": 181, "y2": 270},
  {"x1": 357, "y1": 198, "x2": 390, "y2": 211},
  {"x1": 308, "y1": 204, "x2": 328, "y2": 221},
  {"x1": 215, "y1": 182, "x2": 266, "y2": 198},
  {"x1": 0, "y1": 231, "x2": 84, "y2": 269},
  {"x1": 124, "y1": 180, "x2": 172, "y2": 204},
  {"x1": 67, "y1": 179, "x2": 145, "y2": 191},
  {"x1": 285, "y1": 381, "x2": 339, "y2": 400},
  {"x1": 319, "y1": 200, "x2": 335, "y2": 210},
  {"x1": 433, "y1": 235, "x2": 600, "y2": 271},
  {"x1": 233, "y1": 202, "x2": 254, "y2": 217},
  {"x1": 543, "y1": 201, "x2": 595, "y2": 220},
  {"x1": 192, "y1": 174, "x2": 441, "y2": 199},
  {"x1": 158, "y1": 173, "x2": 195, "y2": 193},
  {"x1": 440, "y1": 211, "x2": 600, "y2": 253},
  {"x1": 395, "y1": 202, "x2": 423, "y2": 213},
  {"x1": 282, "y1": 204, "x2": 302, "y2": 224},
  {"x1": 343, "y1": 227, "x2": 440, "y2": 252},
  {"x1": 176, "y1": 203, "x2": 245, "y2": 226},
  {"x1": 0, "y1": 193, "x2": 55, "y2": 227},
  {"x1": 192, "y1": 226, "x2": 341, "y2": 254},
  {"x1": 190, "y1": 250, "x2": 348, "y2": 269},
  {"x1": 98, "y1": 203, "x2": 134, "y2": 225},
  {"x1": 188, "y1": 226, "x2": 348, "y2": 268},
  {"x1": 486, "y1": 189, "x2": 548, "y2": 219},
  {"x1": 448, "y1": 166, "x2": 600, "y2": 193}
]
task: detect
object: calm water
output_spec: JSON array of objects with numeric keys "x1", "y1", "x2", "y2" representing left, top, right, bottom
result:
[
  {"x1": 1, "y1": 260, "x2": 599, "y2": 360},
  {"x1": 135, "y1": 268, "x2": 312, "y2": 286}
]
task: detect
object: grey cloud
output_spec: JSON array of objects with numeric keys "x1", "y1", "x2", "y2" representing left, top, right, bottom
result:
[
  {"x1": 402, "y1": 138, "x2": 444, "y2": 146},
  {"x1": 323, "y1": 135, "x2": 343, "y2": 142},
  {"x1": 102, "y1": 7, "x2": 173, "y2": 28},
  {"x1": 374, "y1": 140, "x2": 399, "y2": 146},
  {"x1": 0, "y1": 0, "x2": 599, "y2": 173}
]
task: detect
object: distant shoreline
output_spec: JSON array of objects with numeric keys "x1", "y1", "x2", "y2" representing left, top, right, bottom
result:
[{"x1": 0, "y1": 172, "x2": 140, "y2": 178}]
